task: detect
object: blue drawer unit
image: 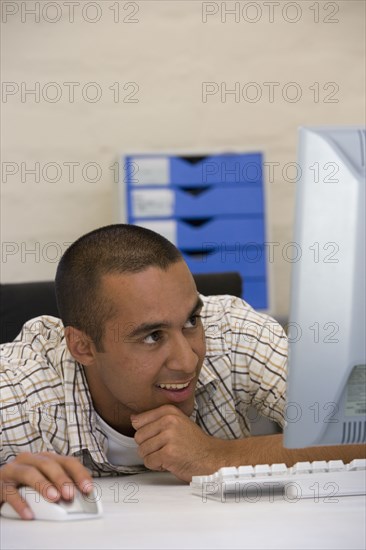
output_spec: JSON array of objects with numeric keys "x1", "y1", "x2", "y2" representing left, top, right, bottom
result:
[{"x1": 123, "y1": 152, "x2": 269, "y2": 311}]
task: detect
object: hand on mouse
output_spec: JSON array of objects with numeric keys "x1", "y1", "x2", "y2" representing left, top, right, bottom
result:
[{"x1": 0, "y1": 452, "x2": 93, "y2": 520}]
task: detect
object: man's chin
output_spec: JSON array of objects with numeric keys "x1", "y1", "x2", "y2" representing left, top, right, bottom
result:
[{"x1": 175, "y1": 399, "x2": 195, "y2": 417}]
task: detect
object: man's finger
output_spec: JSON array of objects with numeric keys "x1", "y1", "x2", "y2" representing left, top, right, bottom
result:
[
  {"x1": 134, "y1": 423, "x2": 160, "y2": 446},
  {"x1": 137, "y1": 432, "x2": 168, "y2": 459},
  {"x1": 31, "y1": 453, "x2": 93, "y2": 494},
  {"x1": 142, "y1": 449, "x2": 167, "y2": 472},
  {"x1": 52, "y1": 455, "x2": 94, "y2": 496},
  {"x1": 131, "y1": 404, "x2": 182, "y2": 428},
  {"x1": 0, "y1": 483, "x2": 34, "y2": 520}
]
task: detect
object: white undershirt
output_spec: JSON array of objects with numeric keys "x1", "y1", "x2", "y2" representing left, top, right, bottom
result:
[{"x1": 96, "y1": 414, "x2": 144, "y2": 467}]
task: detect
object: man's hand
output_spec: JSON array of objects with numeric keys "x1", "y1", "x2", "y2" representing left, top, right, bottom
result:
[
  {"x1": 132, "y1": 405, "x2": 222, "y2": 482},
  {"x1": 0, "y1": 452, "x2": 93, "y2": 520},
  {"x1": 132, "y1": 405, "x2": 366, "y2": 483}
]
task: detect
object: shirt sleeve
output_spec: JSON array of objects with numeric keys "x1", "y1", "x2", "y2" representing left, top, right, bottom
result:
[
  {"x1": 0, "y1": 354, "x2": 45, "y2": 463},
  {"x1": 228, "y1": 297, "x2": 288, "y2": 429},
  {"x1": 0, "y1": 317, "x2": 66, "y2": 463}
]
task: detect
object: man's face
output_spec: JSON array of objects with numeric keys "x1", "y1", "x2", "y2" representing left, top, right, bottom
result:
[{"x1": 83, "y1": 261, "x2": 206, "y2": 435}]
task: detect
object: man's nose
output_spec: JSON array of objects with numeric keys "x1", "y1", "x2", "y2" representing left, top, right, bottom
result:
[{"x1": 165, "y1": 334, "x2": 198, "y2": 373}]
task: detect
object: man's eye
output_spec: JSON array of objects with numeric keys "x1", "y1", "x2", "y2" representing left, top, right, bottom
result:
[
  {"x1": 143, "y1": 332, "x2": 162, "y2": 344},
  {"x1": 184, "y1": 315, "x2": 200, "y2": 329}
]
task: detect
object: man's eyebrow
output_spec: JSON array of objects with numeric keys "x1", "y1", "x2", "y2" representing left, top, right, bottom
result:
[
  {"x1": 192, "y1": 296, "x2": 204, "y2": 315},
  {"x1": 127, "y1": 296, "x2": 204, "y2": 339}
]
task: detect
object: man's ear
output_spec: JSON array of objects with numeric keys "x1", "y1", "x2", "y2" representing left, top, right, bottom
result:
[{"x1": 64, "y1": 326, "x2": 97, "y2": 366}]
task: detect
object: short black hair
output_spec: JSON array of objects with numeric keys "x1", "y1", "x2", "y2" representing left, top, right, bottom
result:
[{"x1": 55, "y1": 224, "x2": 183, "y2": 349}]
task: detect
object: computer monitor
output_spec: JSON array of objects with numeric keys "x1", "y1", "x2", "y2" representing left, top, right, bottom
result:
[{"x1": 284, "y1": 126, "x2": 366, "y2": 448}]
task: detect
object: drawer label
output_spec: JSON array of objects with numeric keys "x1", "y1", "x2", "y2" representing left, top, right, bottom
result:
[
  {"x1": 135, "y1": 220, "x2": 177, "y2": 245},
  {"x1": 130, "y1": 157, "x2": 169, "y2": 185},
  {"x1": 131, "y1": 189, "x2": 175, "y2": 217}
]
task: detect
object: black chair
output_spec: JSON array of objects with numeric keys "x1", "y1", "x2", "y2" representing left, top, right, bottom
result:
[{"x1": 0, "y1": 273, "x2": 242, "y2": 344}]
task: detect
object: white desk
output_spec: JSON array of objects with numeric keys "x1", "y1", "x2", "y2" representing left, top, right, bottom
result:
[{"x1": 1, "y1": 472, "x2": 365, "y2": 550}]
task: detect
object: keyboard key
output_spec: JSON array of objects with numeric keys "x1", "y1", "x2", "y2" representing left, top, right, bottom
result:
[
  {"x1": 271, "y1": 463, "x2": 287, "y2": 475},
  {"x1": 311, "y1": 460, "x2": 328, "y2": 473},
  {"x1": 328, "y1": 460, "x2": 345, "y2": 472},
  {"x1": 254, "y1": 464, "x2": 271, "y2": 476},
  {"x1": 291, "y1": 462, "x2": 312, "y2": 474},
  {"x1": 237, "y1": 465, "x2": 254, "y2": 477},
  {"x1": 348, "y1": 459, "x2": 366, "y2": 471},
  {"x1": 218, "y1": 467, "x2": 238, "y2": 479}
]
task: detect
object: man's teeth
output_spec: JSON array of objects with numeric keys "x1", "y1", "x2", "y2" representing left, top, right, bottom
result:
[{"x1": 157, "y1": 382, "x2": 190, "y2": 390}]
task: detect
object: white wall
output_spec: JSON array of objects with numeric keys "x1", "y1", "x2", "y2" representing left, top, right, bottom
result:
[{"x1": 1, "y1": 0, "x2": 365, "y2": 317}]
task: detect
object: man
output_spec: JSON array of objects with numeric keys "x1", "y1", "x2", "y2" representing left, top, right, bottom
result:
[{"x1": 0, "y1": 224, "x2": 364, "y2": 519}]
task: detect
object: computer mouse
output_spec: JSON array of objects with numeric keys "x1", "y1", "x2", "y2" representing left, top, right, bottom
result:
[{"x1": 0, "y1": 485, "x2": 103, "y2": 521}]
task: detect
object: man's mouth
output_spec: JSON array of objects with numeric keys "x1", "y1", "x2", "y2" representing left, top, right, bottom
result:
[
  {"x1": 156, "y1": 381, "x2": 191, "y2": 391},
  {"x1": 154, "y1": 378, "x2": 196, "y2": 403}
]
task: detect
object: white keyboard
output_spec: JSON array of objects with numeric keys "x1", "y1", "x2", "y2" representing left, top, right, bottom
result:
[{"x1": 190, "y1": 459, "x2": 366, "y2": 502}]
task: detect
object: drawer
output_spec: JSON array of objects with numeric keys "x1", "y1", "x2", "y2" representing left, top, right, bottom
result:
[
  {"x1": 135, "y1": 218, "x2": 265, "y2": 248},
  {"x1": 192, "y1": 272, "x2": 267, "y2": 310},
  {"x1": 128, "y1": 185, "x2": 264, "y2": 220},
  {"x1": 182, "y1": 246, "x2": 267, "y2": 278},
  {"x1": 125, "y1": 153, "x2": 263, "y2": 187}
]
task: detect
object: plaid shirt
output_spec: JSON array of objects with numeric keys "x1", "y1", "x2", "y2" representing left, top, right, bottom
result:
[{"x1": 0, "y1": 295, "x2": 287, "y2": 476}]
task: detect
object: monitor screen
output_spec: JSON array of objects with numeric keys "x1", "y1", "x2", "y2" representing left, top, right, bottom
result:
[{"x1": 284, "y1": 126, "x2": 366, "y2": 448}]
